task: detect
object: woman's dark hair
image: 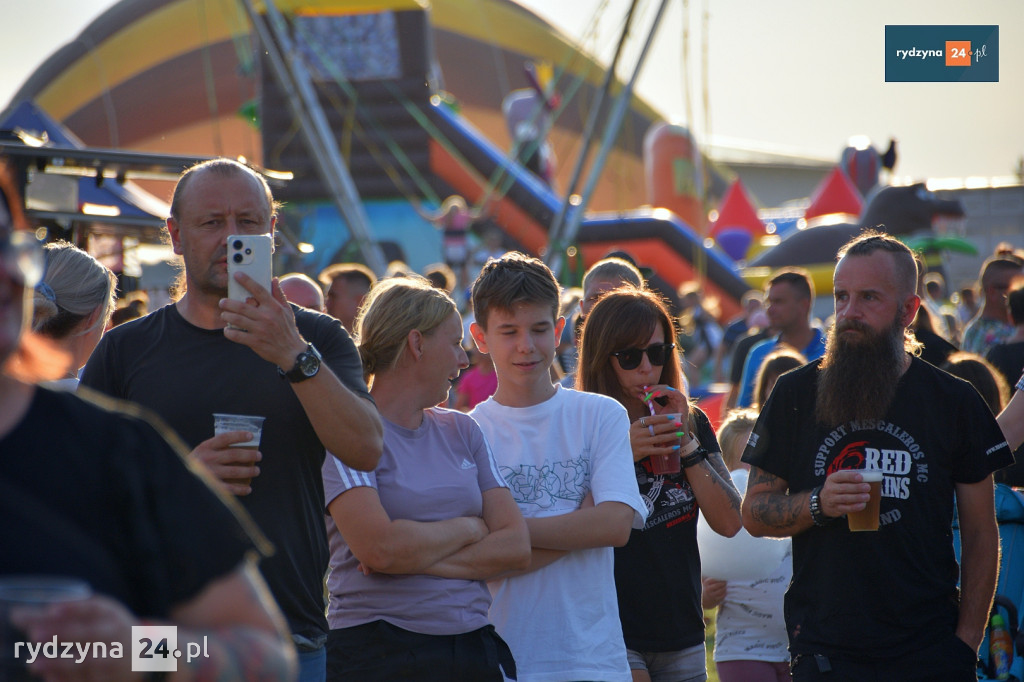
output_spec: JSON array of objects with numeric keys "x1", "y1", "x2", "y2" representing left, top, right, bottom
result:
[
  {"x1": 942, "y1": 351, "x2": 1009, "y2": 415},
  {"x1": 577, "y1": 286, "x2": 691, "y2": 426}
]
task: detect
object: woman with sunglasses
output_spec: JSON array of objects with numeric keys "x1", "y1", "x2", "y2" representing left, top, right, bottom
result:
[{"x1": 577, "y1": 286, "x2": 742, "y2": 682}]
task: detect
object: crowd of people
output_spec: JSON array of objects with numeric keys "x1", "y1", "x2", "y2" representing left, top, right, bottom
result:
[{"x1": 2, "y1": 153, "x2": 1023, "y2": 682}]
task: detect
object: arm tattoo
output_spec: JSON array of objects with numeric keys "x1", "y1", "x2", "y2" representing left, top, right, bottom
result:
[
  {"x1": 747, "y1": 467, "x2": 805, "y2": 530},
  {"x1": 747, "y1": 467, "x2": 780, "y2": 488},
  {"x1": 749, "y1": 492, "x2": 805, "y2": 529},
  {"x1": 706, "y1": 452, "x2": 742, "y2": 513}
]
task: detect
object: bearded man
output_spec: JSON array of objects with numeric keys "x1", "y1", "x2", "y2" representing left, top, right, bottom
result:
[{"x1": 740, "y1": 231, "x2": 1013, "y2": 681}]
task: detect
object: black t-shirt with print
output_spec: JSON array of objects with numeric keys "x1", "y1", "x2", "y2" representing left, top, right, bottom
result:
[
  {"x1": 615, "y1": 406, "x2": 722, "y2": 652},
  {"x1": 743, "y1": 357, "x2": 1013, "y2": 661}
]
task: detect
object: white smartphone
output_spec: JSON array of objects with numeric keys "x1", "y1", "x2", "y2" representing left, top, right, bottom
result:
[{"x1": 226, "y1": 234, "x2": 274, "y2": 303}]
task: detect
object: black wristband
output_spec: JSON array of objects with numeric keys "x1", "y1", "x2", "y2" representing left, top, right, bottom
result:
[
  {"x1": 809, "y1": 485, "x2": 835, "y2": 526},
  {"x1": 680, "y1": 446, "x2": 709, "y2": 469}
]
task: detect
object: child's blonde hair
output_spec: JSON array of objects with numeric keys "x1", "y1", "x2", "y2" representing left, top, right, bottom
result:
[{"x1": 716, "y1": 408, "x2": 759, "y2": 471}]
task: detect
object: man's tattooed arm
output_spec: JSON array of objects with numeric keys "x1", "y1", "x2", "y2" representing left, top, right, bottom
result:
[{"x1": 740, "y1": 466, "x2": 814, "y2": 538}]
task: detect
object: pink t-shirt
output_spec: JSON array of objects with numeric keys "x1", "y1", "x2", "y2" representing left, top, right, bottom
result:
[{"x1": 457, "y1": 366, "x2": 498, "y2": 410}]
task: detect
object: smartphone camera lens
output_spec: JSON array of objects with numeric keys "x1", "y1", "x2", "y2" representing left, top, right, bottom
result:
[
  {"x1": 232, "y1": 239, "x2": 243, "y2": 250},
  {"x1": 232, "y1": 253, "x2": 244, "y2": 264},
  {"x1": 244, "y1": 248, "x2": 252, "y2": 256}
]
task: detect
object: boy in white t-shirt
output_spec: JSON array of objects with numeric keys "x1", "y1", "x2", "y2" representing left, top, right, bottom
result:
[{"x1": 468, "y1": 252, "x2": 648, "y2": 682}]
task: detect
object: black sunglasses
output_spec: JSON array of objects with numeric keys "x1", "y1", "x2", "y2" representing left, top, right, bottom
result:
[{"x1": 611, "y1": 342, "x2": 675, "y2": 370}]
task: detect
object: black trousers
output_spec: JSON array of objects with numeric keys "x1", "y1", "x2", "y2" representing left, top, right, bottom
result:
[
  {"x1": 326, "y1": 620, "x2": 516, "y2": 681},
  {"x1": 791, "y1": 632, "x2": 978, "y2": 682}
]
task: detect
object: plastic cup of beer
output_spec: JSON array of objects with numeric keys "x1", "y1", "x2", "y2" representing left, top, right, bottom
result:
[
  {"x1": 847, "y1": 468, "x2": 884, "y2": 532},
  {"x1": 213, "y1": 413, "x2": 265, "y2": 488}
]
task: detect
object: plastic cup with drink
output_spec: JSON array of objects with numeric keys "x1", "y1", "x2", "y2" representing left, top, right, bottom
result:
[
  {"x1": 847, "y1": 467, "x2": 884, "y2": 532},
  {"x1": 0, "y1": 576, "x2": 91, "y2": 681},
  {"x1": 213, "y1": 413, "x2": 265, "y2": 489},
  {"x1": 648, "y1": 412, "x2": 684, "y2": 475}
]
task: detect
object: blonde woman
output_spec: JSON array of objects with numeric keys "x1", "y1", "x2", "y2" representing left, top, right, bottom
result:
[
  {"x1": 322, "y1": 276, "x2": 529, "y2": 681},
  {"x1": 31, "y1": 241, "x2": 116, "y2": 389}
]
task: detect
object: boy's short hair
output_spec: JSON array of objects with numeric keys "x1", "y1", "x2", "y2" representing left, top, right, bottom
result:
[{"x1": 471, "y1": 252, "x2": 561, "y2": 329}]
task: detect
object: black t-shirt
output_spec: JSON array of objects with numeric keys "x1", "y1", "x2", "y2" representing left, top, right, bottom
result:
[
  {"x1": 81, "y1": 303, "x2": 371, "y2": 641},
  {"x1": 742, "y1": 357, "x2": 1013, "y2": 661},
  {"x1": 729, "y1": 329, "x2": 771, "y2": 385},
  {"x1": 0, "y1": 388, "x2": 258, "y2": 617},
  {"x1": 986, "y1": 340, "x2": 1024, "y2": 388},
  {"x1": 615, "y1": 407, "x2": 721, "y2": 652}
]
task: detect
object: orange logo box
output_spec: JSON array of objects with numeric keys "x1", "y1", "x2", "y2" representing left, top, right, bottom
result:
[{"x1": 946, "y1": 41, "x2": 972, "y2": 66}]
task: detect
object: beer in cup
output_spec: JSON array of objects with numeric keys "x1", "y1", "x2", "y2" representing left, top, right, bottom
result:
[
  {"x1": 213, "y1": 413, "x2": 265, "y2": 489},
  {"x1": 847, "y1": 469, "x2": 883, "y2": 532}
]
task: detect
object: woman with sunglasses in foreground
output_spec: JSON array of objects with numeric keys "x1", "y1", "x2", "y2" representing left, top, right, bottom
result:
[{"x1": 577, "y1": 286, "x2": 742, "y2": 682}]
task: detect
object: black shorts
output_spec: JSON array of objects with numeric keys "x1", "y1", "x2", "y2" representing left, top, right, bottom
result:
[{"x1": 326, "y1": 620, "x2": 515, "y2": 681}]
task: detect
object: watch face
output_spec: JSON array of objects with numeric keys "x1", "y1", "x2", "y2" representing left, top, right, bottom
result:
[{"x1": 299, "y1": 351, "x2": 320, "y2": 376}]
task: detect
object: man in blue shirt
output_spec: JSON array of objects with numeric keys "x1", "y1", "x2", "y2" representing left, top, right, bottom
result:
[{"x1": 737, "y1": 269, "x2": 825, "y2": 407}]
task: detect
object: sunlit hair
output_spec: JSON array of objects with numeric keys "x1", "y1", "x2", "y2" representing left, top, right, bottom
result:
[
  {"x1": 716, "y1": 408, "x2": 759, "y2": 471},
  {"x1": 582, "y1": 257, "x2": 643, "y2": 293},
  {"x1": 577, "y1": 287, "x2": 692, "y2": 427},
  {"x1": 980, "y1": 256, "x2": 1024, "y2": 289},
  {"x1": 385, "y1": 260, "x2": 414, "y2": 279},
  {"x1": 768, "y1": 267, "x2": 814, "y2": 300},
  {"x1": 942, "y1": 351, "x2": 1009, "y2": 415},
  {"x1": 169, "y1": 158, "x2": 279, "y2": 223},
  {"x1": 32, "y1": 242, "x2": 117, "y2": 340},
  {"x1": 355, "y1": 275, "x2": 457, "y2": 384},
  {"x1": 836, "y1": 229, "x2": 918, "y2": 297},
  {"x1": 471, "y1": 251, "x2": 560, "y2": 329},
  {"x1": 752, "y1": 347, "x2": 807, "y2": 409},
  {"x1": 318, "y1": 262, "x2": 376, "y2": 291},
  {"x1": 423, "y1": 262, "x2": 456, "y2": 293}
]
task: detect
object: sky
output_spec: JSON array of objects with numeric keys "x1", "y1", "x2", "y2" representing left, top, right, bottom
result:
[{"x1": 1, "y1": 0, "x2": 1022, "y2": 186}]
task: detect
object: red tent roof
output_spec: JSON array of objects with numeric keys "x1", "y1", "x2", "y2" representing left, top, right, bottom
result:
[
  {"x1": 804, "y1": 166, "x2": 863, "y2": 220},
  {"x1": 710, "y1": 179, "x2": 764, "y2": 238}
]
